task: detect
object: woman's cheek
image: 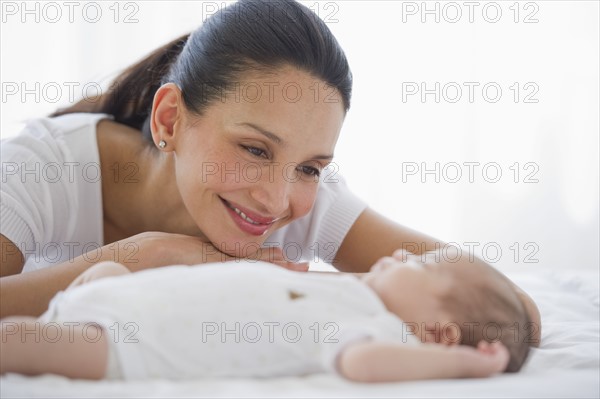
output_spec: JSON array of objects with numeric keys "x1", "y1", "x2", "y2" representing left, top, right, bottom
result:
[
  {"x1": 200, "y1": 158, "x2": 249, "y2": 190},
  {"x1": 173, "y1": 155, "x2": 203, "y2": 208},
  {"x1": 291, "y1": 183, "x2": 319, "y2": 220}
]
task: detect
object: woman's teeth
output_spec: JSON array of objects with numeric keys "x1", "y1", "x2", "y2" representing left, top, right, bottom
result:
[{"x1": 231, "y1": 205, "x2": 262, "y2": 225}]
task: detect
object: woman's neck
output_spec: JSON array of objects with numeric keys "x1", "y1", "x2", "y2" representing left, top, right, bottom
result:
[{"x1": 97, "y1": 120, "x2": 206, "y2": 243}]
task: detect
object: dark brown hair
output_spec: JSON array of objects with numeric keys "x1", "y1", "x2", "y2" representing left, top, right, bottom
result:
[{"x1": 51, "y1": 0, "x2": 352, "y2": 142}]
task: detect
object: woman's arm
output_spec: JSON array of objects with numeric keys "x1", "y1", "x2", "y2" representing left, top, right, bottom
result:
[
  {"x1": 0, "y1": 231, "x2": 309, "y2": 318},
  {"x1": 0, "y1": 232, "x2": 204, "y2": 318},
  {"x1": 334, "y1": 208, "x2": 444, "y2": 273},
  {"x1": 0, "y1": 235, "x2": 25, "y2": 278},
  {"x1": 337, "y1": 340, "x2": 509, "y2": 383},
  {"x1": 0, "y1": 242, "x2": 143, "y2": 318}
]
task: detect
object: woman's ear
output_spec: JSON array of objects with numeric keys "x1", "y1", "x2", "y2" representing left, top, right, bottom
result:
[{"x1": 150, "y1": 83, "x2": 184, "y2": 151}]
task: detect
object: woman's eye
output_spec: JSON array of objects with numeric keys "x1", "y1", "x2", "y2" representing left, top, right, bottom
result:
[
  {"x1": 299, "y1": 165, "x2": 321, "y2": 177},
  {"x1": 243, "y1": 146, "x2": 268, "y2": 158}
]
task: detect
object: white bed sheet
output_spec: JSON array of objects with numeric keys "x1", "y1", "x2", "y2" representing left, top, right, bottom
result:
[{"x1": 2, "y1": 269, "x2": 599, "y2": 398}]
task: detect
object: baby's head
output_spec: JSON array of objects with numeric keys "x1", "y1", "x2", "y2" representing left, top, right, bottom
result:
[{"x1": 362, "y1": 248, "x2": 531, "y2": 372}]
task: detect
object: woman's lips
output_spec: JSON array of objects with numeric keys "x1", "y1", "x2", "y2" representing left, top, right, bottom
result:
[{"x1": 220, "y1": 197, "x2": 280, "y2": 236}]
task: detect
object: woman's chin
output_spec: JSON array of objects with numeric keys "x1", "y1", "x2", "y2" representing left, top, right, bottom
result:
[{"x1": 209, "y1": 235, "x2": 267, "y2": 259}]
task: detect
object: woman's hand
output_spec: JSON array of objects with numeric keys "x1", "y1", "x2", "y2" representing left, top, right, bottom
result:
[
  {"x1": 117, "y1": 232, "x2": 308, "y2": 272},
  {"x1": 246, "y1": 246, "x2": 310, "y2": 272},
  {"x1": 0, "y1": 233, "x2": 307, "y2": 319}
]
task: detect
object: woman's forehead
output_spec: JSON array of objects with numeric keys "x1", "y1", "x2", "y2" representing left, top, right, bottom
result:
[{"x1": 210, "y1": 72, "x2": 344, "y2": 149}]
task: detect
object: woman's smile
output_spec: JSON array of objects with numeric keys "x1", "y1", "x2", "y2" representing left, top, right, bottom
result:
[{"x1": 220, "y1": 197, "x2": 281, "y2": 236}]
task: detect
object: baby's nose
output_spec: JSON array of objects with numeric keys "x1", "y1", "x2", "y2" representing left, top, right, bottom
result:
[
  {"x1": 392, "y1": 248, "x2": 412, "y2": 262},
  {"x1": 371, "y1": 256, "x2": 396, "y2": 271}
]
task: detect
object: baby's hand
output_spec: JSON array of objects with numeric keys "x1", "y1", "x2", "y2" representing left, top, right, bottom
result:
[{"x1": 457, "y1": 341, "x2": 510, "y2": 378}]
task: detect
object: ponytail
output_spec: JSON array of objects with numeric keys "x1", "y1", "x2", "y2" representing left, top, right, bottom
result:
[{"x1": 50, "y1": 33, "x2": 190, "y2": 138}]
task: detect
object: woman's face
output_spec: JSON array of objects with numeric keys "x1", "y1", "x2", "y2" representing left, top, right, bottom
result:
[{"x1": 171, "y1": 66, "x2": 345, "y2": 256}]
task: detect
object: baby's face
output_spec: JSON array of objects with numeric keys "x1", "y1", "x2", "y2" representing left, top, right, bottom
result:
[{"x1": 361, "y1": 249, "x2": 472, "y2": 343}]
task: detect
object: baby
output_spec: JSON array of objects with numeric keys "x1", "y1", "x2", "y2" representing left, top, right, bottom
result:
[{"x1": 0, "y1": 249, "x2": 532, "y2": 382}]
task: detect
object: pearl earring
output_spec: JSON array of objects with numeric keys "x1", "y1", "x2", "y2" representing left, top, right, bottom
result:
[{"x1": 158, "y1": 140, "x2": 167, "y2": 149}]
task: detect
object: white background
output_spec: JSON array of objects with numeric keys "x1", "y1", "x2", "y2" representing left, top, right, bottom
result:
[{"x1": 1, "y1": 1, "x2": 598, "y2": 273}]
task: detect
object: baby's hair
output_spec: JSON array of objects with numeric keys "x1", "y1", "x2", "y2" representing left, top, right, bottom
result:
[{"x1": 440, "y1": 263, "x2": 531, "y2": 372}]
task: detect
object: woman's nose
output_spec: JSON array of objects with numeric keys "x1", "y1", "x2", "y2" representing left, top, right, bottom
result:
[{"x1": 249, "y1": 171, "x2": 291, "y2": 217}]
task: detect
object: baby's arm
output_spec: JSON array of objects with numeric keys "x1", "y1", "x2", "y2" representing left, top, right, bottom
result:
[
  {"x1": 0, "y1": 317, "x2": 108, "y2": 379},
  {"x1": 0, "y1": 262, "x2": 129, "y2": 379},
  {"x1": 337, "y1": 340, "x2": 509, "y2": 383}
]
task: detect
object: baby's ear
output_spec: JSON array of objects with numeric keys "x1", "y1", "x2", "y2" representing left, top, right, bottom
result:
[
  {"x1": 439, "y1": 320, "x2": 462, "y2": 346},
  {"x1": 418, "y1": 321, "x2": 461, "y2": 345}
]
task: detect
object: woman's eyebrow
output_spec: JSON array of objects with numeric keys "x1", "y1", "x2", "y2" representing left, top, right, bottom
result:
[
  {"x1": 313, "y1": 154, "x2": 335, "y2": 161},
  {"x1": 237, "y1": 122, "x2": 283, "y2": 145},
  {"x1": 236, "y1": 122, "x2": 334, "y2": 161}
]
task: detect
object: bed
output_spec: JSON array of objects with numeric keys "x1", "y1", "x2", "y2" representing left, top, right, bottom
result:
[{"x1": 2, "y1": 267, "x2": 598, "y2": 398}]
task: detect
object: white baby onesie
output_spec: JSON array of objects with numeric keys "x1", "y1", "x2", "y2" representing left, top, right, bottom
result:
[{"x1": 40, "y1": 261, "x2": 419, "y2": 380}]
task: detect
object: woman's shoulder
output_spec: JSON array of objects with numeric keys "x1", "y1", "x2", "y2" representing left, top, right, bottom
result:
[
  {"x1": 95, "y1": 117, "x2": 150, "y2": 165},
  {"x1": 1, "y1": 113, "x2": 114, "y2": 163},
  {"x1": 25, "y1": 112, "x2": 113, "y2": 140},
  {"x1": 1, "y1": 113, "x2": 113, "y2": 162},
  {"x1": 96, "y1": 117, "x2": 139, "y2": 136}
]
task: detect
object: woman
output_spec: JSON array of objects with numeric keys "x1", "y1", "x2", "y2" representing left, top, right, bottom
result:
[{"x1": 0, "y1": 0, "x2": 540, "y2": 342}]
